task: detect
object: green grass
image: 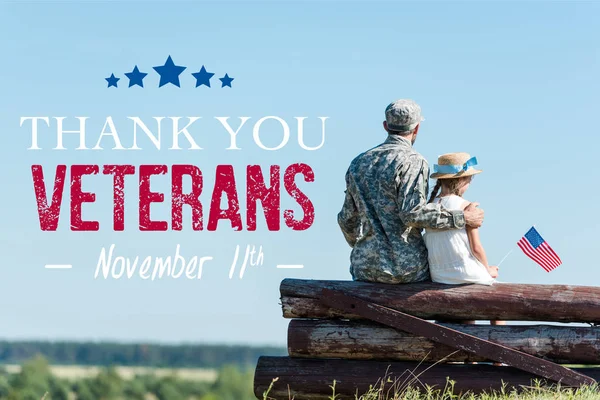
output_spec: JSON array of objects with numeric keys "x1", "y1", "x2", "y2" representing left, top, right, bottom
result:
[
  {"x1": 261, "y1": 378, "x2": 600, "y2": 400},
  {"x1": 350, "y1": 380, "x2": 600, "y2": 400}
]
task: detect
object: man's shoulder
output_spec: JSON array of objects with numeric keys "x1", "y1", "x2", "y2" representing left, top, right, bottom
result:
[
  {"x1": 389, "y1": 146, "x2": 427, "y2": 170},
  {"x1": 349, "y1": 147, "x2": 378, "y2": 168},
  {"x1": 348, "y1": 142, "x2": 428, "y2": 171},
  {"x1": 406, "y1": 150, "x2": 428, "y2": 167},
  {"x1": 351, "y1": 147, "x2": 426, "y2": 168}
]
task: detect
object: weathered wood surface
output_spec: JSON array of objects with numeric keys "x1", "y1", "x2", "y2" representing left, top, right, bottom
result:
[
  {"x1": 288, "y1": 319, "x2": 600, "y2": 364},
  {"x1": 254, "y1": 357, "x2": 600, "y2": 399},
  {"x1": 281, "y1": 279, "x2": 600, "y2": 323},
  {"x1": 320, "y1": 288, "x2": 596, "y2": 387}
]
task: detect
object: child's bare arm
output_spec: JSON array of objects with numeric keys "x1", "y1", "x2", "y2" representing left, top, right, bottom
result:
[
  {"x1": 466, "y1": 226, "x2": 489, "y2": 267},
  {"x1": 467, "y1": 227, "x2": 498, "y2": 278},
  {"x1": 461, "y1": 201, "x2": 497, "y2": 278}
]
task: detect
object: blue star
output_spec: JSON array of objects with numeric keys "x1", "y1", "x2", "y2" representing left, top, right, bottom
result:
[
  {"x1": 219, "y1": 73, "x2": 234, "y2": 88},
  {"x1": 191, "y1": 66, "x2": 215, "y2": 88},
  {"x1": 105, "y1": 73, "x2": 120, "y2": 88},
  {"x1": 153, "y1": 56, "x2": 187, "y2": 88},
  {"x1": 125, "y1": 65, "x2": 148, "y2": 88}
]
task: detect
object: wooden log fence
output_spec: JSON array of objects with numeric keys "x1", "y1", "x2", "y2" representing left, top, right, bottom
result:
[
  {"x1": 281, "y1": 279, "x2": 600, "y2": 322},
  {"x1": 288, "y1": 319, "x2": 600, "y2": 364},
  {"x1": 319, "y1": 288, "x2": 595, "y2": 386},
  {"x1": 254, "y1": 357, "x2": 600, "y2": 400},
  {"x1": 254, "y1": 278, "x2": 600, "y2": 399}
]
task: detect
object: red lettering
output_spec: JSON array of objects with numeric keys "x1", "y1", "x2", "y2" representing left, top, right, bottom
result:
[
  {"x1": 172, "y1": 165, "x2": 203, "y2": 231},
  {"x1": 70, "y1": 165, "x2": 99, "y2": 231},
  {"x1": 103, "y1": 165, "x2": 135, "y2": 231},
  {"x1": 32, "y1": 163, "x2": 316, "y2": 232},
  {"x1": 284, "y1": 163, "x2": 315, "y2": 231},
  {"x1": 31, "y1": 165, "x2": 67, "y2": 231},
  {"x1": 208, "y1": 165, "x2": 242, "y2": 231},
  {"x1": 246, "y1": 165, "x2": 280, "y2": 231},
  {"x1": 139, "y1": 165, "x2": 168, "y2": 231}
]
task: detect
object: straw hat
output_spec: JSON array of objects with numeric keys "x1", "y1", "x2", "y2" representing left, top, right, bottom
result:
[{"x1": 430, "y1": 152, "x2": 482, "y2": 179}]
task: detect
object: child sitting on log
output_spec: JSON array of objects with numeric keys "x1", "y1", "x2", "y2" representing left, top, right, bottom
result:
[
  {"x1": 424, "y1": 153, "x2": 505, "y2": 351},
  {"x1": 425, "y1": 152, "x2": 498, "y2": 285}
]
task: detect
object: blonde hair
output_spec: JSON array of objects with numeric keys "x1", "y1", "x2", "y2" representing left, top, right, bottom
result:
[{"x1": 428, "y1": 176, "x2": 472, "y2": 203}]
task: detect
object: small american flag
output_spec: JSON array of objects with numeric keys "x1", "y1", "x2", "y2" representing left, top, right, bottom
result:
[{"x1": 517, "y1": 227, "x2": 562, "y2": 272}]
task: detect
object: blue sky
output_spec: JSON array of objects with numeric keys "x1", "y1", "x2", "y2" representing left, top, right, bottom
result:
[{"x1": 0, "y1": 1, "x2": 598, "y2": 346}]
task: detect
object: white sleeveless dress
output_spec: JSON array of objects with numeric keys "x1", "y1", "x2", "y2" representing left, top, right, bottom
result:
[{"x1": 423, "y1": 195, "x2": 496, "y2": 285}]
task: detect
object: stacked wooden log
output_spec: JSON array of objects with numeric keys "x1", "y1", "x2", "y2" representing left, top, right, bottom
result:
[{"x1": 254, "y1": 279, "x2": 600, "y2": 399}]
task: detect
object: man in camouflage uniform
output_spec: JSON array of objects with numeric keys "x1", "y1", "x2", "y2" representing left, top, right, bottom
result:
[{"x1": 338, "y1": 99, "x2": 485, "y2": 283}]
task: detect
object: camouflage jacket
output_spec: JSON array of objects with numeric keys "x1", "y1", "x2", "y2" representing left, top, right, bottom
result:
[{"x1": 338, "y1": 134, "x2": 466, "y2": 284}]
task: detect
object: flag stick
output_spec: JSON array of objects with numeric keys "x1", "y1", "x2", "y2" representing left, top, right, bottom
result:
[{"x1": 497, "y1": 248, "x2": 514, "y2": 267}]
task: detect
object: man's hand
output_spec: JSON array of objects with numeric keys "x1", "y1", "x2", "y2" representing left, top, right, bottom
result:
[
  {"x1": 464, "y1": 202, "x2": 484, "y2": 228},
  {"x1": 487, "y1": 265, "x2": 499, "y2": 278}
]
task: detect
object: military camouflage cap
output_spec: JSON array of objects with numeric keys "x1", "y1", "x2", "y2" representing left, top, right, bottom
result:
[{"x1": 385, "y1": 99, "x2": 425, "y2": 132}]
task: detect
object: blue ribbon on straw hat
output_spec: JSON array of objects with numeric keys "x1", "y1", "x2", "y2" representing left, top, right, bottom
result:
[
  {"x1": 430, "y1": 153, "x2": 482, "y2": 179},
  {"x1": 433, "y1": 156, "x2": 478, "y2": 174}
]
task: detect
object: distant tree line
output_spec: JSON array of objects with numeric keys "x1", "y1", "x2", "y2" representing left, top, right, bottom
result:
[
  {"x1": 0, "y1": 342, "x2": 285, "y2": 368},
  {"x1": 0, "y1": 355, "x2": 256, "y2": 400}
]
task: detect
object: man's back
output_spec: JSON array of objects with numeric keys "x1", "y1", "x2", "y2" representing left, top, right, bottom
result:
[{"x1": 338, "y1": 134, "x2": 430, "y2": 283}]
